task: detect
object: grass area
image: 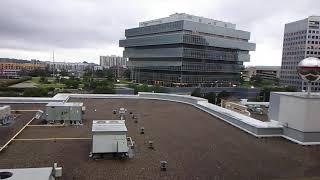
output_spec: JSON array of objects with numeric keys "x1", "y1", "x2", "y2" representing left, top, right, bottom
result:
[
  {"x1": 31, "y1": 77, "x2": 66, "y2": 89},
  {"x1": 118, "y1": 79, "x2": 131, "y2": 84}
]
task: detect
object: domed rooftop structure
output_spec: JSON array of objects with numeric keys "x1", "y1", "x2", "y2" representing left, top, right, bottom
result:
[{"x1": 297, "y1": 57, "x2": 320, "y2": 82}]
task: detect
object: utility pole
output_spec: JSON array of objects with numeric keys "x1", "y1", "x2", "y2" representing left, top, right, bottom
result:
[{"x1": 52, "y1": 51, "x2": 55, "y2": 78}]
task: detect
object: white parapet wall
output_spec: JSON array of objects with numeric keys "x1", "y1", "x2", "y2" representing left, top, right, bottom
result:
[{"x1": 269, "y1": 92, "x2": 320, "y2": 144}]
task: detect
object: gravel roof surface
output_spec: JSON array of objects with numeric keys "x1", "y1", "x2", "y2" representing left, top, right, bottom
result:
[
  {"x1": 0, "y1": 111, "x2": 36, "y2": 146},
  {"x1": 0, "y1": 98, "x2": 320, "y2": 180}
]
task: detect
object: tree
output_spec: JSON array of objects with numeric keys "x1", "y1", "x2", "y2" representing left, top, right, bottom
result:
[
  {"x1": 251, "y1": 75, "x2": 263, "y2": 86},
  {"x1": 94, "y1": 70, "x2": 106, "y2": 78},
  {"x1": 23, "y1": 88, "x2": 48, "y2": 97},
  {"x1": 106, "y1": 69, "x2": 115, "y2": 82},
  {"x1": 257, "y1": 86, "x2": 297, "y2": 102},
  {"x1": 217, "y1": 90, "x2": 231, "y2": 104},
  {"x1": 39, "y1": 76, "x2": 48, "y2": 84},
  {"x1": 63, "y1": 78, "x2": 80, "y2": 89},
  {"x1": 204, "y1": 92, "x2": 217, "y2": 104},
  {"x1": 123, "y1": 69, "x2": 131, "y2": 80},
  {"x1": 191, "y1": 88, "x2": 201, "y2": 97}
]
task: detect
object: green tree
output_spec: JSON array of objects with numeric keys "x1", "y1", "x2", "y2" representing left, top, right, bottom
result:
[
  {"x1": 204, "y1": 92, "x2": 217, "y2": 104},
  {"x1": 123, "y1": 69, "x2": 131, "y2": 80},
  {"x1": 23, "y1": 88, "x2": 48, "y2": 97},
  {"x1": 39, "y1": 76, "x2": 48, "y2": 84},
  {"x1": 63, "y1": 78, "x2": 80, "y2": 89},
  {"x1": 191, "y1": 88, "x2": 202, "y2": 97},
  {"x1": 257, "y1": 86, "x2": 297, "y2": 102},
  {"x1": 217, "y1": 90, "x2": 231, "y2": 104}
]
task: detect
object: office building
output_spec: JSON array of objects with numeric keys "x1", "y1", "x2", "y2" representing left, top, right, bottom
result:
[
  {"x1": 119, "y1": 13, "x2": 255, "y2": 87},
  {"x1": 280, "y1": 16, "x2": 320, "y2": 91},
  {"x1": 0, "y1": 59, "x2": 46, "y2": 78},
  {"x1": 46, "y1": 61, "x2": 96, "y2": 76},
  {"x1": 100, "y1": 55, "x2": 127, "y2": 69},
  {"x1": 244, "y1": 66, "x2": 281, "y2": 81}
]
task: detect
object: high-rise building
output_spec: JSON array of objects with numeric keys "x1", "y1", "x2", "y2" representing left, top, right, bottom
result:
[
  {"x1": 280, "y1": 16, "x2": 320, "y2": 91},
  {"x1": 100, "y1": 55, "x2": 127, "y2": 69},
  {"x1": 119, "y1": 13, "x2": 255, "y2": 87}
]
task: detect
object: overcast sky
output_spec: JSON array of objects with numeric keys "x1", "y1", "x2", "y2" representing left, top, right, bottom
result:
[{"x1": 0, "y1": 0, "x2": 319, "y2": 66}]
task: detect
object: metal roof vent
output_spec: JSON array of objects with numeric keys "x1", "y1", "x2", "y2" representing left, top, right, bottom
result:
[
  {"x1": 160, "y1": 161, "x2": 167, "y2": 171},
  {"x1": 0, "y1": 171, "x2": 13, "y2": 179},
  {"x1": 148, "y1": 141, "x2": 154, "y2": 149},
  {"x1": 140, "y1": 127, "x2": 145, "y2": 134}
]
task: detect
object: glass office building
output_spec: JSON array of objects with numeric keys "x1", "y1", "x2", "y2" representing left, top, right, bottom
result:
[{"x1": 119, "y1": 13, "x2": 256, "y2": 87}]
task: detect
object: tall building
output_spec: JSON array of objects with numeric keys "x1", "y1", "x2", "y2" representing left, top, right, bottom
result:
[
  {"x1": 280, "y1": 16, "x2": 320, "y2": 91},
  {"x1": 119, "y1": 13, "x2": 255, "y2": 87},
  {"x1": 100, "y1": 55, "x2": 127, "y2": 69}
]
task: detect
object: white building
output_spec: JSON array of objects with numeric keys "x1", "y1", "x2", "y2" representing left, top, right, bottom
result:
[
  {"x1": 280, "y1": 16, "x2": 320, "y2": 91},
  {"x1": 46, "y1": 61, "x2": 96, "y2": 73},
  {"x1": 100, "y1": 55, "x2": 128, "y2": 69},
  {"x1": 244, "y1": 66, "x2": 281, "y2": 81}
]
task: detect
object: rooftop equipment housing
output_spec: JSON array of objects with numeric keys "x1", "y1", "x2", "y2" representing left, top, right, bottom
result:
[
  {"x1": 45, "y1": 102, "x2": 84, "y2": 124},
  {"x1": 0, "y1": 105, "x2": 11, "y2": 125},
  {"x1": 92, "y1": 120, "x2": 129, "y2": 156}
]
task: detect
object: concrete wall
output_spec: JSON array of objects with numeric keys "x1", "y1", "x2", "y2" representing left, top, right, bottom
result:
[{"x1": 270, "y1": 92, "x2": 320, "y2": 132}]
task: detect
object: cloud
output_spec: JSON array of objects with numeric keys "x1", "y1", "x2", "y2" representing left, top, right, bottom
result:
[{"x1": 0, "y1": 0, "x2": 319, "y2": 64}]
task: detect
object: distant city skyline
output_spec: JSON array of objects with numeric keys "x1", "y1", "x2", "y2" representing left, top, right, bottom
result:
[{"x1": 0, "y1": 0, "x2": 319, "y2": 65}]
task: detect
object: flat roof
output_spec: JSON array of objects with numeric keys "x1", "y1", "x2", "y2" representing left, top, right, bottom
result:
[
  {"x1": 1, "y1": 98, "x2": 320, "y2": 179},
  {"x1": 92, "y1": 120, "x2": 127, "y2": 132}
]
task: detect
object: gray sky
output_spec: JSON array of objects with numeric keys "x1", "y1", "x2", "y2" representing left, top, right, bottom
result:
[{"x1": 0, "y1": 0, "x2": 319, "y2": 66}]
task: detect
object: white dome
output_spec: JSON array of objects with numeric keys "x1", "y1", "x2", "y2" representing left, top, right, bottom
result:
[
  {"x1": 297, "y1": 57, "x2": 320, "y2": 82},
  {"x1": 297, "y1": 57, "x2": 320, "y2": 67}
]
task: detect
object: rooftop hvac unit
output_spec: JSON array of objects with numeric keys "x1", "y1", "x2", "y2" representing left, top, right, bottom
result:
[
  {"x1": 0, "y1": 106, "x2": 12, "y2": 126},
  {"x1": 91, "y1": 120, "x2": 129, "y2": 158},
  {"x1": 45, "y1": 102, "x2": 83, "y2": 124}
]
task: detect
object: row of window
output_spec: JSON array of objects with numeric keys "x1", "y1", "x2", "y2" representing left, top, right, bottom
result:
[
  {"x1": 307, "y1": 40, "x2": 320, "y2": 44},
  {"x1": 307, "y1": 35, "x2": 320, "y2": 39},
  {"x1": 183, "y1": 48, "x2": 237, "y2": 61},
  {"x1": 308, "y1": 30, "x2": 320, "y2": 34},
  {"x1": 283, "y1": 41, "x2": 305, "y2": 46},
  {"x1": 136, "y1": 71, "x2": 239, "y2": 84},
  {"x1": 284, "y1": 30, "x2": 307, "y2": 37},
  {"x1": 283, "y1": 36, "x2": 306, "y2": 42},
  {"x1": 306, "y1": 51, "x2": 320, "y2": 55},
  {"x1": 283, "y1": 51, "x2": 304, "y2": 56},
  {"x1": 282, "y1": 60, "x2": 301, "y2": 65},
  {"x1": 126, "y1": 21, "x2": 183, "y2": 37}
]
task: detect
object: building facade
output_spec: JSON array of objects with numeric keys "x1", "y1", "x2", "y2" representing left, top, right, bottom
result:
[
  {"x1": 244, "y1": 66, "x2": 280, "y2": 81},
  {"x1": 100, "y1": 55, "x2": 127, "y2": 69},
  {"x1": 46, "y1": 61, "x2": 96, "y2": 75},
  {"x1": 280, "y1": 16, "x2": 320, "y2": 91},
  {"x1": 0, "y1": 59, "x2": 46, "y2": 78},
  {"x1": 119, "y1": 13, "x2": 255, "y2": 87}
]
